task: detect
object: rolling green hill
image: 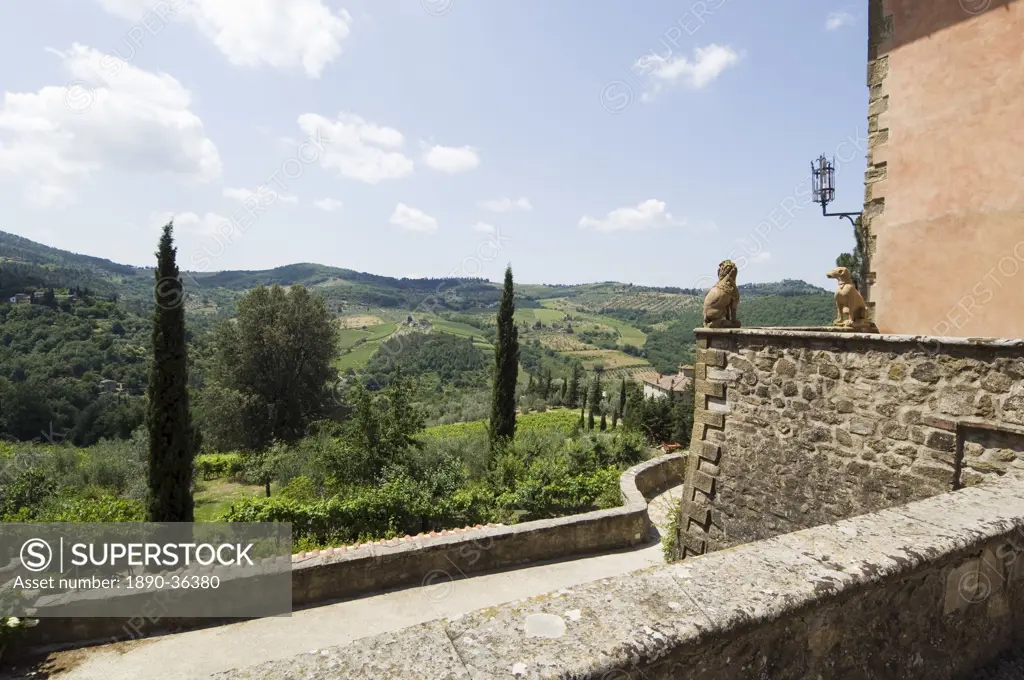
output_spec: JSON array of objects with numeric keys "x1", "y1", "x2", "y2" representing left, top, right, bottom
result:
[{"x1": 0, "y1": 230, "x2": 837, "y2": 435}]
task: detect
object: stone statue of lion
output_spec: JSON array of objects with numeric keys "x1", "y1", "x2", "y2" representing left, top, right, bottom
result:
[
  {"x1": 703, "y1": 260, "x2": 741, "y2": 328},
  {"x1": 826, "y1": 266, "x2": 868, "y2": 327}
]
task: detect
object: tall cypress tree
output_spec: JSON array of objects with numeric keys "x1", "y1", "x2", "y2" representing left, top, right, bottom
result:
[
  {"x1": 567, "y1": 363, "x2": 581, "y2": 408},
  {"x1": 489, "y1": 265, "x2": 519, "y2": 452},
  {"x1": 589, "y1": 373, "x2": 601, "y2": 417},
  {"x1": 619, "y1": 379, "x2": 628, "y2": 416},
  {"x1": 147, "y1": 222, "x2": 196, "y2": 522}
]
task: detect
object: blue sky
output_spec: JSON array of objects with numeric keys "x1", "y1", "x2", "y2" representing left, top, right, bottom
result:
[{"x1": 0, "y1": 0, "x2": 868, "y2": 289}]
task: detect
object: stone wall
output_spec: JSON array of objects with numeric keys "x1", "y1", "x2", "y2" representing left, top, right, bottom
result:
[
  {"x1": 15, "y1": 453, "x2": 686, "y2": 655},
  {"x1": 863, "y1": 0, "x2": 1024, "y2": 337},
  {"x1": 677, "y1": 328, "x2": 1024, "y2": 557},
  {"x1": 208, "y1": 477, "x2": 1024, "y2": 680}
]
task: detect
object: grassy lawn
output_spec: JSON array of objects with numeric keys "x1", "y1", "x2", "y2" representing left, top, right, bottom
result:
[{"x1": 194, "y1": 478, "x2": 281, "y2": 521}]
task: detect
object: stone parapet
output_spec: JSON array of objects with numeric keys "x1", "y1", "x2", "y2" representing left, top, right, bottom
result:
[{"x1": 207, "y1": 477, "x2": 1024, "y2": 680}]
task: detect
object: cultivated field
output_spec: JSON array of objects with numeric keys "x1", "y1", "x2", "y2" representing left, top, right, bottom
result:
[
  {"x1": 538, "y1": 332, "x2": 593, "y2": 352},
  {"x1": 562, "y1": 349, "x2": 650, "y2": 371},
  {"x1": 337, "y1": 314, "x2": 386, "y2": 329}
]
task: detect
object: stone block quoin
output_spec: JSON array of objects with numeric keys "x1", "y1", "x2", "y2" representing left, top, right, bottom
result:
[{"x1": 862, "y1": 0, "x2": 894, "y2": 315}]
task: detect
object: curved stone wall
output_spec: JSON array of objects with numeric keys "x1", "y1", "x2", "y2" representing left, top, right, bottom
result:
[{"x1": 17, "y1": 452, "x2": 687, "y2": 654}]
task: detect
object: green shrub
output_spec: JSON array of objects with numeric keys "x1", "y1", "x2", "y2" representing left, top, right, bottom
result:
[
  {"x1": 194, "y1": 453, "x2": 244, "y2": 480},
  {"x1": 35, "y1": 496, "x2": 146, "y2": 522},
  {"x1": 223, "y1": 475, "x2": 494, "y2": 547},
  {"x1": 279, "y1": 476, "x2": 320, "y2": 503}
]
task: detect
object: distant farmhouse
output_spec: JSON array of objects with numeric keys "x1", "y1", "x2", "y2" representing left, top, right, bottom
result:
[{"x1": 635, "y1": 365, "x2": 693, "y2": 399}]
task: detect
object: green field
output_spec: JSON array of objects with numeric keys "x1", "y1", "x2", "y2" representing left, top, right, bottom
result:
[
  {"x1": 194, "y1": 479, "x2": 281, "y2": 521},
  {"x1": 537, "y1": 299, "x2": 646, "y2": 347},
  {"x1": 563, "y1": 349, "x2": 649, "y2": 371},
  {"x1": 338, "y1": 322, "x2": 396, "y2": 349},
  {"x1": 419, "y1": 408, "x2": 580, "y2": 441},
  {"x1": 335, "y1": 340, "x2": 383, "y2": 371},
  {"x1": 515, "y1": 307, "x2": 565, "y2": 325},
  {"x1": 333, "y1": 322, "x2": 398, "y2": 371},
  {"x1": 429, "y1": 318, "x2": 485, "y2": 340}
]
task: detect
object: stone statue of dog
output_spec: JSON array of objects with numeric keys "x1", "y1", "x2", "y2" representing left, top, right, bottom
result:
[
  {"x1": 826, "y1": 266, "x2": 867, "y2": 328},
  {"x1": 703, "y1": 260, "x2": 741, "y2": 328}
]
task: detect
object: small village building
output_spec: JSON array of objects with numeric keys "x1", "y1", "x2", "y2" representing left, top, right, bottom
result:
[{"x1": 636, "y1": 365, "x2": 694, "y2": 399}]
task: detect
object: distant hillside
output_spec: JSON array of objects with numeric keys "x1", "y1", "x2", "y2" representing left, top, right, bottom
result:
[
  {"x1": 739, "y1": 279, "x2": 830, "y2": 297},
  {"x1": 0, "y1": 230, "x2": 837, "y2": 440},
  {"x1": 0, "y1": 230, "x2": 828, "y2": 316}
]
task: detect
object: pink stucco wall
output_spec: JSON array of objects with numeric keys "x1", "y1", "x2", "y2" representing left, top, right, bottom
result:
[{"x1": 869, "y1": 0, "x2": 1024, "y2": 338}]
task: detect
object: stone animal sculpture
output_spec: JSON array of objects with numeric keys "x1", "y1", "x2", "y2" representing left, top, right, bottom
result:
[
  {"x1": 703, "y1": 260, "x2": 741, "y2": 328},
  {"x1": 827, "y1": 266, "x2": 867, "y2": 327}
]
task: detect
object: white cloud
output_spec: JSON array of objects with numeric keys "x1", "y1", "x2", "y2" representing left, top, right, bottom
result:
[
  {"x1": 297, "y1": 112, "x2": 414, "y2": 184},
  {"x1": 422, "y1": 144, "x2": 480, "y2": 173},
  {"x1": 637, "y1": 44, "x2": 741, "y2": 101},
  {"x1": 825, "y1": 11, "x2": 856, "y2": 30},
  {"x1": 479, "y1": 197, "x2": 532, "y2": 212},
  {"x1": 149, "y1": 210, "x2": 232, "y2": 237},
  {"x1": 390, "y1": 203, "x2": 437, "y2": 233},
  {"x1": 223, "y1": 186, "x2": 297, "y2": 204},
  {"x1": 314, "y1": 198, "x2": 343, "y2": 212},
  {"x1": 472, "y1": 221, "x2": 496, "y2": 234},
  {"x1": 94, "y1": 0, "x2": 352, "y2": 78},
  {"x1": 578, "y1": 199, "x2": 682, "y2": 233},
  {"x1": 749, "y1": 252, "x2": 772, "y2": 264},
  {"x1": 0, "y1": 43, "x2": 221, "y2": 208}
]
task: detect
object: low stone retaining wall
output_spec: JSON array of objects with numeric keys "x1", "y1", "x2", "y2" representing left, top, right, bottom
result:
[
  {"x1": 291, "y1": 450, "x2": 684, "y2": 606},
  {"x1": 210, "y1": 477, "x2": 1024, "y2": 680},
  {"x1": 16, "y1": 452, "x2": 686, "y2": 655}
]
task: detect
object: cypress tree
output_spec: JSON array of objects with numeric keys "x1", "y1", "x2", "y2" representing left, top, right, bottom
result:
[
  {"x1": 567, "y1": 363, "x2": 581, "y2": 408},
  {"x1": 588, "y1": 373, "x2": 602, "y2": 424},
  {"x1": 580, "y1": 389, "x2": 588, "y2": 424},
  {"x1": 527, "y1": 373, "x2": 535, "y2": 393},
  {"x1": 600, "y1": 413, "x2": 607, "y2": 431},
  {"x1": 611, "y1": 409, "x2": 619, "y2": 429},
  {"x1": 619, "y1": 379, "x2": 628, "y2": 416},
  {"x1": 560, "y1": 380, "x2": 567, "y2": 400},
  {"x1": 147, "y1": 222, "x2": 196, "y2": 522},
  {"x1": 489, "y1": 265, "x2": 520, "y2": 452}
]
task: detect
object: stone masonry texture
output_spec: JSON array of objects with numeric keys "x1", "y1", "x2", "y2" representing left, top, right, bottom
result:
[
  {"x1": 677, "y1": 328, "x2": 1024, "y2": 558},
  {"x1": 207, "y1": 478, "x2": 1024, "y2": 680}
]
